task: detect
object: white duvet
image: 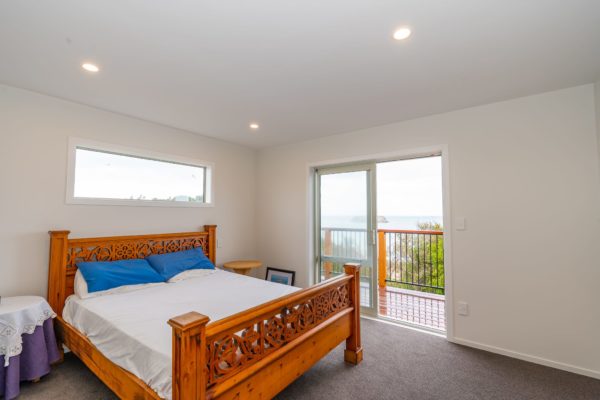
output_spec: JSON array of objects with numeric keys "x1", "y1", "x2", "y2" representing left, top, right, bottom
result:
[{"x1": 63, "y1": 269, "x2": 299, "y2": 399}]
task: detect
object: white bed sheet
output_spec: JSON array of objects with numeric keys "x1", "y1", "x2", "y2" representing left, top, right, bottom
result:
[{"x1": 63, "y1": 269, "x2": 299, "y2": 399}]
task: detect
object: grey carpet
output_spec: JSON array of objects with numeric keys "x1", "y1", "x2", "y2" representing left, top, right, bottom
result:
[{"x1": 18, "y1": 318, "x2": 600, "y2": 400}]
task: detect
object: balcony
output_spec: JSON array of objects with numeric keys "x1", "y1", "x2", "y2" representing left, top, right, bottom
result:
[{"x1": 321, "y1": 228, "x2": 445, "y2": 331}]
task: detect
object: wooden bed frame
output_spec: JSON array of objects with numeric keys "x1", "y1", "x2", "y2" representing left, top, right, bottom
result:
[{"x1": 47, "y1": 225, "x2": 363, "y2": 400}]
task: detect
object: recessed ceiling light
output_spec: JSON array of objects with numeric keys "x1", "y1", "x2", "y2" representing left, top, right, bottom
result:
[
  {"x1": 81, "y1": 63, "x2": 100, "y2": 72},
  {"x1": 393, "y1": 27, "x2": 412, "y2": 41},
  {"x1": 249, "y1": 123, "x2": 260, "y2": 130}
]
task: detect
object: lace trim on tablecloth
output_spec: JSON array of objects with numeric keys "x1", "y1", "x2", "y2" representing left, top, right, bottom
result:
[{"x1": 0, "y1": 307, "x2": 56, "y2": 366}]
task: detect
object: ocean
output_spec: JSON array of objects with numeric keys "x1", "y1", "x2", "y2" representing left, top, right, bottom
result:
[{"x1": 322, "y1": 215, "x2": 443, "y2": 230}]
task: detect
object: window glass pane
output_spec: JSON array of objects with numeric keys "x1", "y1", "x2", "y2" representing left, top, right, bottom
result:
[
  {"x1": 318, "y1": 170, "x2": 372, "y2": 308},
  {"x1": 74, "y1": 148, "x2": 205, "y2": 203}
]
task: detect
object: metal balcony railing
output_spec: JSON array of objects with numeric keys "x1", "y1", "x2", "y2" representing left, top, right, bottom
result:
[{"x1": 320, "y1": 228, "x2": 444, "y2": 295}]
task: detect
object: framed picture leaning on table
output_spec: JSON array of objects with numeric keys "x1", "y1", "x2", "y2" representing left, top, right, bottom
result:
[{"x1": 265, "y1": 267, "x2": 296, "y2": 286}]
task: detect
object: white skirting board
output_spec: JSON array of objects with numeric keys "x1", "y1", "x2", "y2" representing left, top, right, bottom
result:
[{"x1": 450, "y1": 337, "x2": 600, "y2": 380}]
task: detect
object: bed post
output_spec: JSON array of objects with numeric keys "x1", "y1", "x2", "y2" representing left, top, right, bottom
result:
[
  {"x1": 343, "y1": 263, "x2": 363, "y2": 365},
  {"x1": 168, "y1": 312, "x2": 210, "y2": 400},
  {"x1": 48, "y1": 231, "x2": 70, "y2": 316},
  {"x1": 48, "y1": 230, "x2": 70, "y2": 363},
  {"x1": 204, "y1": 225, "x2": 217, "y2": 265}
]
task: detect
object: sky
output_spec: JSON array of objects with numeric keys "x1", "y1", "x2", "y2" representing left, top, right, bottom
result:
[
  {"x1": 320, "y1": 156, "x2": 443, "y2": 218},
  {"x1": 74, "y1": 148, "x2": 205, "y2": 201},
  {"x1": 75, "y1": 149, "x2": 442, "y2": 215},
  {"x1": 377, "y1": 156, "x2": 443, "y2": 217}
]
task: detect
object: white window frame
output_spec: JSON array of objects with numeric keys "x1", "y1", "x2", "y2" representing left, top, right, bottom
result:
[{"x1": 66, "y1": 137, "x2": 215, "y2": 207}]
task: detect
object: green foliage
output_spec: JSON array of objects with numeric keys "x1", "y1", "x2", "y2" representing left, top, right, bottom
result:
[
  {"x1": 417, "y1": 221, "x2": 443, "y2": 231},
  {"x1": 387, "y1": 222, "x2": 444, "y2": 294}
]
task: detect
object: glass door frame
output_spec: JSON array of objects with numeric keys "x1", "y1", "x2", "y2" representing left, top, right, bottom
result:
[{"x1": 314, "y1": 162, "x2": 378, "y2": 316}]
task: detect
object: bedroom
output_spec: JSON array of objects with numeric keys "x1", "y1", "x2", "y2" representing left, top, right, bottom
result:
[{"x1": 1, "y1": 1, "x2": 600, "y2": 399}]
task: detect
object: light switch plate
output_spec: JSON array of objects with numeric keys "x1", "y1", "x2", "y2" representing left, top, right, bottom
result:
[
  {"x1": 455, "y1": 217, "x2": 466, "y2": 231},
  {"x1": 458, "y1": 301, "x2": 469, "y2": 316}
]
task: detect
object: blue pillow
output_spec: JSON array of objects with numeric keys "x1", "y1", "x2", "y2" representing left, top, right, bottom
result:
[
  {"x1": 146, "y1": 247, "x2": 215, "y2": 280},
  {"x1": 77, "y1": 259, "x2": 165, "y2": 293}
]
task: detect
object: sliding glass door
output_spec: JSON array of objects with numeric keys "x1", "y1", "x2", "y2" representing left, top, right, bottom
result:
[{"x1": 315, "y1": 163, "x2": 377, "y2": 314}]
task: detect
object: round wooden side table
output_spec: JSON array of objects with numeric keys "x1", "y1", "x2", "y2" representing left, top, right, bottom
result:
[{"x1": 223, "y1": 260, "x2": 262, "y2": 276}]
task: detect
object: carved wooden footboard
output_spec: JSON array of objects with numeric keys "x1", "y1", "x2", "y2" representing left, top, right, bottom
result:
[
  {"x1": 169, "y1": 264, "x2": 362, "y2": 400},
  {"x1": 48, "y1": 227, "x2": 362, "y2": 400}
]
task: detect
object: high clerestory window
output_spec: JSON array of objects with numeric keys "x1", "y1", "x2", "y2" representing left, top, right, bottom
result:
[{"x1": 66, "y1": 138, "x2": 213, "y2": 207}]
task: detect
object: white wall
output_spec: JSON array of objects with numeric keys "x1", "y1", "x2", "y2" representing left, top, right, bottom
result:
[
  {"x1": 0, "y1": 84, "x2": 258, "y2": 297},
  {"x1": 256, "y1": 85, "x2": 600, "y2": 378},
  {"x1": 3, "y1": 81, "x2": 600, "y2": 379},
  {"x1": 595, "y1": 81, "x2": 600, "y2": 177}
]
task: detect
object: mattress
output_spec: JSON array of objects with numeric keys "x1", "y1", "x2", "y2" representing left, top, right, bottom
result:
[{"x1": 63, "y1": 269, "x2": 299, "y2": 399}]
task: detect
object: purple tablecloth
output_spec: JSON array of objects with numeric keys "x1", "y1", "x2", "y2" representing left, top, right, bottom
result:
[{"x1": 0, "y1": 318, "x2": 60, "y2": 399}]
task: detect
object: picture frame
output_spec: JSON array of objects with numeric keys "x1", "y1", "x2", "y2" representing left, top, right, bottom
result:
[{"x1": 265, "y1": 267, "x2": 296, "y2": 286}]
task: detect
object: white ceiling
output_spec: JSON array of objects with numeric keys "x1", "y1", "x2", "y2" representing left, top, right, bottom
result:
[{"x1": 1, "y1": 1, "x2": 600, "y2": 148}]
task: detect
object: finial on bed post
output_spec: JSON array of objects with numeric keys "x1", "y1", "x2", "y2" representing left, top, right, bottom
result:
[
  {"x1": 343, "y1": 263, "x2": 363, "y2": 365},
  {"x1": 204, "y1": 225, "x2": 217, "y2": 264},
  {"x1": 168, "y1": 311, "x2": 211, "y2": 400}
]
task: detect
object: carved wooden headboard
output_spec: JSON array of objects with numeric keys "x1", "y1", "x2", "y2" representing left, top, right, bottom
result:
[{"x1": 47, "y1": 225, "x2": 216, "y2": 317}]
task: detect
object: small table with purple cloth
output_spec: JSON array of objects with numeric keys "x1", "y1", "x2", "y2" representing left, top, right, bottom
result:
[{"x1": 0, "y1": 296, "x2": 60, "y2": 399}]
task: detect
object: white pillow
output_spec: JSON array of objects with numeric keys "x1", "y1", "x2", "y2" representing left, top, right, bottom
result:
[
  {"x1": 167, "y1": 269, "x2": 216, "y2": 283},
  {"x1": 74, "y1": 269, "x2": 164, "y2": 299}
]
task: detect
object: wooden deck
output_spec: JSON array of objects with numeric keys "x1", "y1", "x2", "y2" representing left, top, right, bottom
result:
[
  {"x1": 361, "y1": 284, "x2": 446, "y2": 331},
  {"x1": 379, "y1": 287, "x2": 445, "y2": 331}
]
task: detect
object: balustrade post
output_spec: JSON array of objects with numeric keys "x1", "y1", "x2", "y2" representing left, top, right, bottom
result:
[
  {"x1": 377, "y1": 231, "x2": 386, "y2": 289},
  {"x1": 377, "y1": 230, "x2": 387, "y2": 316}
]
